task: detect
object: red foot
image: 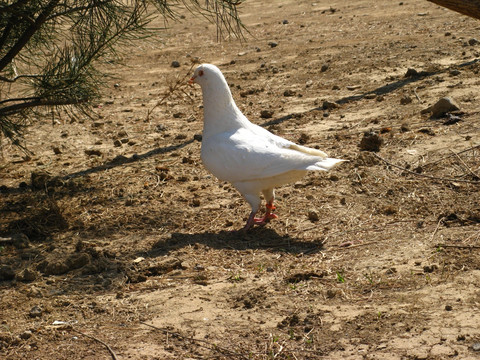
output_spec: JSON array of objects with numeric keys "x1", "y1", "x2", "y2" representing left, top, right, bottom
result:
[{"x1": 242, "y1": 203, "x2": 279, "y2": 231}]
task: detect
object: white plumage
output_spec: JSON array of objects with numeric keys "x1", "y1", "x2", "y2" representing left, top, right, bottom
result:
[{"x1": 190, "y1": 64, "x2": 344, "y2": 230}]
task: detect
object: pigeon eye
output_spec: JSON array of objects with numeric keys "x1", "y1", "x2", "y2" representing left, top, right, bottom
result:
[{"x1": 198, "y1": 70, "x2": 204, "y2": 77}]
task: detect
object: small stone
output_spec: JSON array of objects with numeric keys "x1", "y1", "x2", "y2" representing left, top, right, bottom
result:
[
  {"x1": 449, "y1": 69, "x2": 461, "y2": 76},
  {"x1": 322, "y1": 100, "x2": 338, "y2": 110},
  {"x1": 84, "y1": 149, "x2": 102, "y2": 156},
  {"x1": 400, "y1": 123, "x2": 410, "y2": 132},
  {"x1": 66, "y1": 253, "x2": 91, "y2": 270},
  {"x1": 29, "y1": 306, "x2": 43, "y2": 318},
  {"x1": 422, "y1": 97, "x2": 460, "y2": 118},
  {"x1": 52, "y1": 146, "x2": 62, "y2": 155},
  {"x1": 468, "y1": 38, "x2": 479, "y2": 46},
  {"x1": 400, "y1": 96, "x2": 412, "y2": 105},
  {"x1": 268, "y1": 41, "x2": 278, "y2": 48},
  {"x1": 423, "y1": 264, "x2": 438, "y2": 273},
  {"x1": 18, "y1": 268, "x2": 38, "y2": 282},
  {"x1": 405, "y1": 68, "x2": 419, "y2": 77},
  {"x1": 298, "y1": 133, "x2": 310, "y2": 144},
  {"x1": 283, "y1": 89, "x2": 296, "y2": 97},
  {"x1": 20, "y1": 330, "x2": 32, "y2": 340},
  {"x1": 192, "y1": 199, "x2": 201, "y2": 207},
  {"x1": 321, "y1": 64, "x2": 329, "y2": 72},
  {"x1": 282, "y1": 19, "x2": 289, "y2": 24},
  {"x1": 305, "y1": 79, "x2": 313, "y2": 88},
  {"x1": 308, "y1": 210, "x2": 319, "y2": 222},
  {"x1": 472, "y1": 343, "x2": 480, "y2": 351},
  {"x1": 0, "y1": 265, "x2": 15, "y2": 281},
  {"x1": 171, "y1": 60, "x2": 180, "y2": 68},
  {"x1": 359, "y1": 132, "x2": 383, "y2": 152},
  {"x1": 445, "y1": 305, "x2": 453, "y2": 311},
  {"x1": 113, "y1": 139, "x2": 122, "y2": 147},
  {"x1": 260, "y1": 109, "x2": 274, "y2": 119}
]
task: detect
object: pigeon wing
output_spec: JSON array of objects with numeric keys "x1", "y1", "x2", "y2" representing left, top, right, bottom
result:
[{"x1": 201, "y1": 127, "x2": 341, "y2": 183}]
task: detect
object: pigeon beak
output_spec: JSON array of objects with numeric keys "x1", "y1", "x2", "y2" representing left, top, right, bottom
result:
[{"x1": 188, "y1": 76, "x2": 196, "y2": 85}]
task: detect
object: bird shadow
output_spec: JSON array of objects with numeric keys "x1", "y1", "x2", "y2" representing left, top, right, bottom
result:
[{"x1": 145, "y1": 227, "x2": 325, "y2": 258}]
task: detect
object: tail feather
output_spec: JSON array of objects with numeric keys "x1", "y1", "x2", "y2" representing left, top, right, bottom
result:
[
  {"x1": 306, "y1": 158, "x2": 345, "y2": 171},
  {"x1": 288, "y1": 144, "x2": 328, "y2": 158}
]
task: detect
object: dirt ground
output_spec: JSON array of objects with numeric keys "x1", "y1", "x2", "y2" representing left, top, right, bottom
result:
[{"x1": 1, "y1": 0, "x2": 480, "y2": 359}]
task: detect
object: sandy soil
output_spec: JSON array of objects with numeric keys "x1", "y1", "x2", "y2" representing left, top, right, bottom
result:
[{"x1": 1, "y1": 0, "x2": 480, "y2": 359}]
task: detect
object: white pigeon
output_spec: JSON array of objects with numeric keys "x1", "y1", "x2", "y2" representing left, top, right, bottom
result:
[{"x1": 189, "y1": 63, "x2": 344, "y2": 231}]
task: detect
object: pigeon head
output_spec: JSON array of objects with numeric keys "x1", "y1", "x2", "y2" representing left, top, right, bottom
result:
[
  {"x1": 189, "y1": 64, "x2": 239, "y2": 128},
  {"x1": 189, "y1": 64, "x2": 227, "y2": 88}
]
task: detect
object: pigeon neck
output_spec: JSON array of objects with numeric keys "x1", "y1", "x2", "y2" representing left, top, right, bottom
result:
[{"x1": 201, "y1": 82, "x2": 246, "y2": 134}]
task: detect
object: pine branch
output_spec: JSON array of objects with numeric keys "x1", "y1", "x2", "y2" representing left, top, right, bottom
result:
[
  {"x1": 0, "y1": 0, "x2": 60, "y2": 72},
  {"x1": 0, "y1": 97, "x2": 88, "y2": 117}
]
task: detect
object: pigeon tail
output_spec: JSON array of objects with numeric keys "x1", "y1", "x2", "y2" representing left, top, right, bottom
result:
[{"x1": 306, "y1": 158, "x2": 345, "y2": 171}]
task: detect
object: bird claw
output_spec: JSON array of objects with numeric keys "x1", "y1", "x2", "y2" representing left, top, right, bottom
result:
[
  {"x1": 242, "y1": 205, "x2": 278, "y2": 231},
  {"x1": 253, "y1": 212, "x2": 278, "y2": 226}
]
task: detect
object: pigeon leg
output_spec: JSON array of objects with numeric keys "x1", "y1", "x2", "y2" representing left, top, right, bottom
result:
[
  {"x1": 241, "y1": 203, "x2": 278, "y2": 231},
  {"x1": 242, "y1": 211, "x2": 258, "y2": 231},
  {"x1": 254, "y1": 199, "x2": 278, "y2": 225}
]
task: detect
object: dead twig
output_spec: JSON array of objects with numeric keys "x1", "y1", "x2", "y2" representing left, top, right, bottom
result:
[
  {"x1": 373, "y1": 153, "x2": 480, "y2": 184},
  {"x1": 430, "y1": 217, "x2": 444, "y2": 243},
  {"x1": 450, "y1": 149, "x2": 479, "y2": 180},
  {"x1": 334, "y1": 240, "x2": 379, "y2": 249},
  {"x1": 423, "y1": 144, "x2": 480, "y2": 168},
  {"x1": 436, "y1": 243, "x2": 480, "y2": 250},
  {"x1": 413, "y1": 87, "x2": 422, "y2": 103},
  {"x1": 140, "y1": 321, "x2": 250, "y2": 360},
  {"x1": 71, "y1": 328, "x2": 118, "y2": 360},
  {"x1": 145, "y1": 63, "x2": 197, "y2": 122}
]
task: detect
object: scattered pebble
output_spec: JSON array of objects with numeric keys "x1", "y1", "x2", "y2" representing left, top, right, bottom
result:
[
  {"x1": 84, "y1": 149, "x2": 102, "y2": 157},
  {"x1": 322, "y1": 100, "x2": 338, "y2": 110},
  {"x1": 282, "y1": 19, "x2": 289, "y2": 24},
  {"x1": 20, "y1": 330, "x2": 33, "y2": 340},
  {"x1": 472, "y1": 343, "x2": 480, "y2": 351},
  {"x1": 260, "y1": 109, "x2": 274, "y2": 119},
  {"x1": 423, "y1": 264, "x2": 438, "y2": 273},
  {"x1": 418, "y1": 128, "x2": 436, "y2": 136},
  {"x1": 400, "y1": 96, "x2": 412, "y2": 105},
  {"x1": 283, "y1": 89, "x2": 296, "y2": 97},
  {"x1": 18, "y1": 268, "x2": 38, "y2": 282},
  {"x1": 405, "y1": 68, "x2": 419, "y2": 77},
  {"x1": 268, "y1": 41, "x2": 278, "y2": 48},
  {"x1": 308, "y1": 210, "x2": 319, "y2": 222},
  {"x1": 468, "y1": 38, "x2": 479, "y2": 46},
  {"x1": 0, "y1": 265, "x2": 15, "y2": 281},
  {"x1": 422, "y1": 97, "x2": 460, "y2": 118},
  {"x1": 29, "y1": 305, "x2": 43, "y2": 318},
  {"x1": 298, "y1": 133, "x2": 310, "y2": 144},
  {"x1": 321, "y1": 64, "x2": 329, "y2": 72},
  {"x1": 171, "y1": 60, "x2": 180, "y2": 68},
  {"x1": 445, "y1": 305, "x2": 453, "y2": 311},
  {"x1": 359, "y1": 132, "x2": 383, "y2": 152}
]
